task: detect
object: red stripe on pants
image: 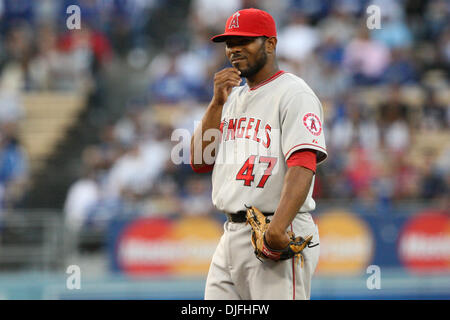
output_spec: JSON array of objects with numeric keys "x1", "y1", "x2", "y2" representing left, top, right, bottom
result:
[{"x1": 290, "y1": 223, "x2": 295, "y2": 300}]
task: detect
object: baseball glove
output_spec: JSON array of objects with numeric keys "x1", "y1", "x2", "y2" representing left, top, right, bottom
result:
[{"x1": 245, "y1": 206, "x2": 313, "y2": 266}]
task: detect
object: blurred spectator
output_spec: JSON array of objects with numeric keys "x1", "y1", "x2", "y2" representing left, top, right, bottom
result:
[
  {"x1": 0, "y1": 0, "x2": 35, "y2": 31},
  {"x1": 421, "y1": 89, "x2": 448, "y2": 131},
  {"x1": 423, "y1": 0, "x2": 449, "y2": 41},
  {"x1": 97, "y1": 123, "x2": 122, "y2": 170},
  {"x1": 64, "y1": 146, "x2": 101, "y2": 232},
  {"x1": 190, "y1": 0, "x2": 240, "y2": 32},
  {"x1": 114, "y1": 106, "x2": 144, "y2": 146},
  {"x1": 371, "y1": 10, "x2": 413, "y2": 49},
  {"x1": 288, "y1": 0, "x2": 330, "y2": 22},
  {"x1": 372, "y1": 159, "x2": 395, "y2": 209},
  {"x1": 318, "y1": 3, "x2": 357, "y2": 45},
  {"x1": 0, "y1": 89, "x2": 25, "y2": 123},
  {"x1": 143, "y1": 176, "x2": 182, "y2": 217},
  {"x1": 329, "y1": 96, "x2": 380, "y2": 154},
  {"x1": 392, "y1": 155, "x2": 421, "y2": 199},
  {"x1": 0, "y1": 21, "x2": 33, "y2": 91},
  {"x1": 419, "y1": 149, "x2": 448, "y2": 199},
  {"x1": 381, "y1": 48, "x2": 418, "y2": 84},
  {"x1": 343, "y1": 27, "x2": 391, "y2": 85},
  {"x1": 181, "y1": 176, "x2": 213, "y2": 216},
  {"x1": 301, "y1": 54, "x2": 350, "y2": 100},
  {"x1": 0, "y1": 122, "x2": 28, "y2": 211},
  {"x1": 437, "y1": 26, "x2": 450, "y2": 70},
  {"x1": 277, "y1": 11, "x2": 319, "y2": 68},
  {"x1": 28, "y1": 23, "x2": 69, "y2": 90},
  {"x1": 105, "y1": 141, "x2": 156, "y2": 201},
  {"x1": 379, "y1": 86, "x2": 411, "y2": 154},
  {"x1": 104, "y1": 124, "x2": 171, "y2": 202},
  {"x1": 58, "y1": 21, "x2": 112, "y2": 70},
  {"x1": 344, "y1": 146, "x2": 376, "y2": 198},
  {"x1": 149, "y1": 53, "x2": 202, "y2": 104}
]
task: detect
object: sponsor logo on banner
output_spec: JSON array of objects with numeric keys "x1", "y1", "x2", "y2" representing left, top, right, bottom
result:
[
  {"x1": 315, "y1": 210, "x2": 374, "y2": 275},
  {"x1": 116, "y1": 216, "x2": 222, "y2": 276},
  {"x1": 398, "y1": 210, "x2": 450, "y2": 273}
]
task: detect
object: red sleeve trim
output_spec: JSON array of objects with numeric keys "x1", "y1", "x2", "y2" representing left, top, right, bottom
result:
[
  {"x1": 286, "y1": 149, "x2": 316, "y2": 173},
  {"x1": 284, "y1": 143, "x2": 327, "y2": 158},
  {"x1": 190, "y1": 161, "x2": 214, "y2": 173}
]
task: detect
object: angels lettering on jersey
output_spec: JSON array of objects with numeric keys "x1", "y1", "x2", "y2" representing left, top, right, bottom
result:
[
  {"x1": 215, "y1": 116, "x2": 282, "y2": 180},
  {"x1": 220, "y1": 116, "x2": 272, "y2": 148}
]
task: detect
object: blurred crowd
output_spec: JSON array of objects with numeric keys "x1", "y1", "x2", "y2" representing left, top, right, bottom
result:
[
  {"x1": 0, "y1": 0, "x2": 447, "y2": 231},
  {"x1": 0, "y1": 0, "x2": 120, "y2": 219}
]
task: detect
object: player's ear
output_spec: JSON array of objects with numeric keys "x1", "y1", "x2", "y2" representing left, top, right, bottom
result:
[{"x1": 265, "y1": 37, "x2": 277, "y2": 54}]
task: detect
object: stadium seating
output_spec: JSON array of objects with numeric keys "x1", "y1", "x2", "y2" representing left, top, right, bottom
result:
[{"x1": 18, "y1": 92, "x2": 87, "y2": 173}]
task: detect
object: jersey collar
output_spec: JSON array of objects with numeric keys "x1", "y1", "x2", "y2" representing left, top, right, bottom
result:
[{"x1": 249, "y1": 70, "x2": 285, "y2": 91}]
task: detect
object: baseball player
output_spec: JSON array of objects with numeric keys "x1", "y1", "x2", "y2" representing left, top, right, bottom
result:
[{"x1": 190, "y1": 8, "x2": 327, "y2": 300}]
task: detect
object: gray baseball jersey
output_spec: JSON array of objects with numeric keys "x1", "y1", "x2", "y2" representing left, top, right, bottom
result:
[{"x1": 211, "y1": 70, "x2": 327, "y2": 214}]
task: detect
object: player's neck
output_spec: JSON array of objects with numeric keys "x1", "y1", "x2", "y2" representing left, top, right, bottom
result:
[{"x1": 246, "y1": 63, "x2": 280, "y2": 89}]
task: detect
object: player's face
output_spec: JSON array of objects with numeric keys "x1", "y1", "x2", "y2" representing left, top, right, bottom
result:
[{"x1": 225, "y1": 36, "x2": 268, "y2": 78}]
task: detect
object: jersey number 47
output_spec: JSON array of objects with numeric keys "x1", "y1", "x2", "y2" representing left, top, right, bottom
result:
[{"x1": 236, "y1": 155, "x2": 277, "y2": 188}]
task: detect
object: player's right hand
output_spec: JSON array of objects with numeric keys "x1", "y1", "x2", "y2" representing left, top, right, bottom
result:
[{"x1": 212, "y1": 68, "x2": 242, "y2": 106}]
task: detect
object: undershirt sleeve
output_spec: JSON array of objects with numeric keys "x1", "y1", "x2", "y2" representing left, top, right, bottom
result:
[{"x1": 286, "y1": 149, "x2": 317, "y2": 173}]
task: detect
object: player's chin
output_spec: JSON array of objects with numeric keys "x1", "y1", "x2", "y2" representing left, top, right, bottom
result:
[
  {"x1": 235, "y1": 66, "x2": 252, "y2": 78},
  {"x1": 238, "y1": 68, "x2": 252, "y2": 78}
]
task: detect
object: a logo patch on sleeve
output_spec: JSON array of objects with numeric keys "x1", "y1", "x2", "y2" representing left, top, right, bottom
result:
[{"x1": 302, "y1": 112, "x2": 322, "y2": 136}]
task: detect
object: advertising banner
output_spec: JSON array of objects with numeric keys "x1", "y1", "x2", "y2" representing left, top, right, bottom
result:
[
  {"x1": 315, "y1": 210, "x2": 375, "y2": 275},
  {"x1": 315, "y1": 208, "x2": 449, "y2": 275},
  {"x1": 109, "y1": 216, "x2": 222, "y2": 276},
  {"x1": 398, "y1": 210, "x2": 450, "y2": 274},
  {"x1": 108, "y1": 208, "x2": 449, "y2": 276}
]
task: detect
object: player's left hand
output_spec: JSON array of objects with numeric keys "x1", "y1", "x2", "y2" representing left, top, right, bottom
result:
[
  {"x1": 246, "y1": 206, "x2": 313, "y2": 264},
  {"x1": 264, "y1": 228, "x2": 291, "y2": 250}
]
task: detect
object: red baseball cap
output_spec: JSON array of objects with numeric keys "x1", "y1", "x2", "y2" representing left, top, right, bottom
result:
[{"x1": 211, "y1": 8, "x2": 277, "y2": 43}]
